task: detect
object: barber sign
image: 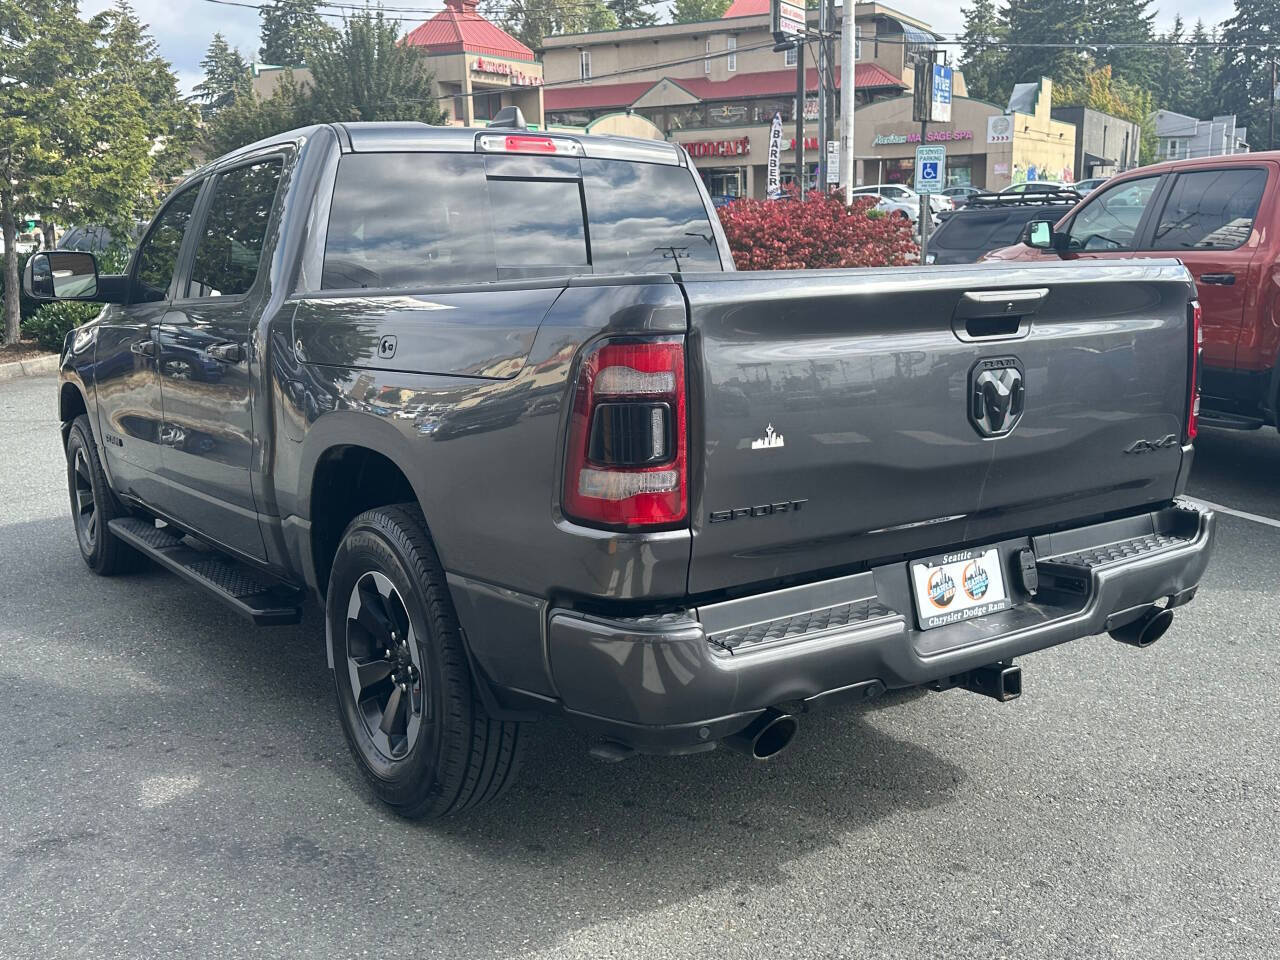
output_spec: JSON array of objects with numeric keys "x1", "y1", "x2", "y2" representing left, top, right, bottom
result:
[{"x1": 767, "y1": 112, "x2": 784, "y2": 199}]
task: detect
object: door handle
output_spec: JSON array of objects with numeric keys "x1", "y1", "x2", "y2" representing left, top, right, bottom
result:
[
  {"x1": 207, "y1": 342, "x2": 244, "y2": 363},
  {"x1": 1199, "y1": 273, "x2": 1235, "y2": 285},
  {"x1": 130, "y1": 339, "x2": 155, "y2": 357}
]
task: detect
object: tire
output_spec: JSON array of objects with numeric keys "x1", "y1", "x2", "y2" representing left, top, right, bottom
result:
[
  {"x1": 65, "y1": 414, "x2": 145, "y2": 576},
  {"x1": 326, "y1": 504, "x2": 524, "y2": 818}
]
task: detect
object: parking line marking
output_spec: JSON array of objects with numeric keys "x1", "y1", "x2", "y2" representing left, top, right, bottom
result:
[{"x1": 1186, "y1": 497, "x2": 1280, "y2": 530}]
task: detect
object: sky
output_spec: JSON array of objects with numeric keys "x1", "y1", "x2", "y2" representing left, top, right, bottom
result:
[{"x1": 84, "y1": 0, "x2": 1242, "y2": 96}]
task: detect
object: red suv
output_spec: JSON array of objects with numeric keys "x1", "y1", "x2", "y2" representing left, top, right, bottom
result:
[{"x1": 984, "y1": 153, "x2": 1277, "y2": 430}]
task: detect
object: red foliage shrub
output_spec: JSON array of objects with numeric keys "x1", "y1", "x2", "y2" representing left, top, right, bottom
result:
[{"x1": 717, "y1": 190, "x2": 919, "y2": 271}]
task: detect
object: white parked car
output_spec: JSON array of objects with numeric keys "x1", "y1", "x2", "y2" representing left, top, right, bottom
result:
[
  {"x1": 1073, "y1": 176, "x2": 1109, "y2": 195},
  {"x1": 849, "y1": 184, "x2": 920, "y2": 223},
  {"x1": 998, "y1": 180, "x2": 1070, "y2": 195}
]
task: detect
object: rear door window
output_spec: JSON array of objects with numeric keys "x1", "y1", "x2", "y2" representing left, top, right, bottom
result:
[
  {"x1": 187, "y1": 158, "x2": 283, "y2": 298},
  {"x1": 1063, "y1": 176, "x2": 1160, "y2": 252},
  {"x1": 582, "y1": 159, "x2": 721, "y2": 272},
  {"x1": 1150, "y1": 168, "x2": 1266, "y2": 251},
  {"x1": 322, "y1": 151, "x2": 722, "y2": 290}
]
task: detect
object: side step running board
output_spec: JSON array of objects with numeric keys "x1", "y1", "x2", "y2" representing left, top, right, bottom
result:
[{"x1": 108, "y1": 517, "x2": 304, "y2": 626}]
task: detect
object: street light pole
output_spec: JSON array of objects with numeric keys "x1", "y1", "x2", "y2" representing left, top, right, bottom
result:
[
  {"x1": 795, "y1": 39, "x2": 805, "y2": 200},
  {"x1": 1270, "y1": 59, "x2": 1276, "y2": 151},
  {"x1": 840, "y1": 2, "x2": 855, "y2": 203}
]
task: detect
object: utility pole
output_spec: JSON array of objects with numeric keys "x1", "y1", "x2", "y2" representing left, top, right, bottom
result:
[
  {"x1": 840, "y1": 0, "x2": 856, "y2": 202},
  {"x1": 795, "y1": 39, "x2": 805, "y2": 199},
  {"x1": 1270, "y1": 59, "x2": 1276, "y2": 151},
  {"x1": 816, "y1": 0, "x2": 828, "y2": 188}
]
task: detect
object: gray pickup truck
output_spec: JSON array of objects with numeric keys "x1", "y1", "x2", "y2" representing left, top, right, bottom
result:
[{"x1": 25, "y1": 122, "x2": 1215, "y2": 818}]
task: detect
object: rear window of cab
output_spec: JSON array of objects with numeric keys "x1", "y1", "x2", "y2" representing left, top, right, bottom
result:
[{"x1": 321, "y1": 153, "x2": 722, "y2": 290}]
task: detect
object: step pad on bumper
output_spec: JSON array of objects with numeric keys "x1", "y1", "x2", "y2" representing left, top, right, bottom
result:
[
  {"x1": 108, "y1": 518, "x2": 303, "y2": 625},
  {"x1": 1041, "y1": 531, "x2": 1193, "y2": 572},
  {"x1": 708, "y1": 597, "x2": 897, "y2": 654}
]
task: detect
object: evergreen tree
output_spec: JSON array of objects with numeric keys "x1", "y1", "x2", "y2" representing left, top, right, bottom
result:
[
  {"x1": 1152, "y1": 14, "x2": 1188, "y2": 113},
  {"x1": 607, "y1": 0, "x2": 657, "y2": 29},
  {"x1": 1000, "y1": 0, "x2": 1089, "y2": 92},
  {"x1": 193, "y1": 33, "x2": 251, "y2": 116},
  {"x1": 1185, "y1": 20, "x2": 1222, "y2": 120},
  {"x1": 958, "y1": 0, "x2": 1006, "y2": 104},
  {"x1": 1086, "y1": 0, "x2": 1157, "y2": 90},
  {"x1": 1217, "y1": 0, "x2": 1280, "y2": 139},
  {"x1": 490, "y1": 0, "x2": 617, "y2": 50},
  {"x1": 671, "y1": 0, "x2": 730, "y2": 25},
  {"x1": 259, "y1": 0, "x2": 336, "y2": 67}
]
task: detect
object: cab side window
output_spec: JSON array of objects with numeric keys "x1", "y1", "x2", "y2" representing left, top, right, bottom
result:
[
  {"x1": 187, "y1": 159, "x2": 283, "y2": 298},
  {"x1": 1150, "y1": 168, "x2": 1267, "y2": 251},
  {"x1": 133, "y1": 185, "x2": 201, "y2": 303},
  {"x1": 1064, "y1": 176, "x2": 1160, "y2": 252}
]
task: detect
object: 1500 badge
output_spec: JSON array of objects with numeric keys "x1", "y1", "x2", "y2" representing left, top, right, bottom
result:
[{"x1": 710, "y1": 499, "x2": 808, "y2": 523}]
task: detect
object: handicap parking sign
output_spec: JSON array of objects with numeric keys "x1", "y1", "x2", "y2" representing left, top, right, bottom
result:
[{"x1": 915, "y1": 145, "x2": 945, "y2": 194}]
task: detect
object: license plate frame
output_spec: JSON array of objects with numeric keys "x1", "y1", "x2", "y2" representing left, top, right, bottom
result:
[{"x1": 910, "y1": 547, "x2": 1011, "y2": 630}]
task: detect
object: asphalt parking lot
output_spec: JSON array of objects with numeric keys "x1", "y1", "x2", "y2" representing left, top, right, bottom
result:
[{"x1": 1, "y1": 372, "x2": 1277, "y2": 960}]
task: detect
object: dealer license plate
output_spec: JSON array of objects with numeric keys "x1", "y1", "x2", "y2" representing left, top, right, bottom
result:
[{"x1": 910, "y1": 547, "x2": 1011, "y2": 630}]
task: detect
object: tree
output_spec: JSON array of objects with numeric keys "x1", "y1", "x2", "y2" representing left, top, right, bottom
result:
[
  {"x1": 1086, "y1": 0, "x2": 1158, "y2": 91},
  {"x1": 1152, "y1": 14, "x2": 1188, "y2": 114},
  {"x1": 1217, "y1": 0, "x2": 1280, "y2": 139},
  {"x1": 1000, "y1": 0, "x2": 1089, "y2": 91},
  {"x1": 204, "y1": 10, "x2": 447, "y2": 157},
  {"x1": 958, "y1": 0, "x2": 1006, "y2": 104},
  {"x1": 1054, "y1": 64, "x2": 1156, "y2": 162},
  {"x1": 607, "y1": 0, "x2": 657, "y2": 29},
  {"x1": 259, "y1": 0, "x2": 335, "y2": 66},
  {"x1": 0, "y1": 0, "x2": 98, "y2": 343},
  {"x1": 491, "y1": 0, "x2": 617, "y2": 50},
  {"x1": 193, "y1": 33, "x2": 250, "y2": 116},
  {"x1": 671, "y1": 0, "x2": 729, "y2": 23},
  {"x1": 1184, "y1": 20, "x2": 1223, "y2": 120}
]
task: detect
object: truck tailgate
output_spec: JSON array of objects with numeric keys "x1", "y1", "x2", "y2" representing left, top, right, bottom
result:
[{"x1": 681, "y1": 261, "x2": 1195, "y2": 595}]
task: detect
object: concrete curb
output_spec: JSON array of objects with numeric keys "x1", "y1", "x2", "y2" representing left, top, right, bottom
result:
[{"x1": 0, "y1": 353, "x2": 58, "y2": 382}]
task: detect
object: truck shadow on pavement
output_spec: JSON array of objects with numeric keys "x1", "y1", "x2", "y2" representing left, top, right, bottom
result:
[{"x1": 0, "y1": 518, "x2": 964, "y2": 958}]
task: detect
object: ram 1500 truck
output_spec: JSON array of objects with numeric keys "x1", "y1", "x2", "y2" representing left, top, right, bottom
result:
[{"x1": 25, "y1": 122, "x2": 1215, "y2": 819}]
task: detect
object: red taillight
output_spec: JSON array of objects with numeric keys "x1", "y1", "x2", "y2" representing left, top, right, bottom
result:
[
  {"x1": 562, "y1": 338, "x2": 687, "y2": 529},
  {"x1": 1187, "y1": 299, "x2": 1202, "y2": 441}
]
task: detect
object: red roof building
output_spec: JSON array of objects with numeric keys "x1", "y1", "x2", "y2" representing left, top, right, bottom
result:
[{"x1": 402, "y1": 0, "x2": 545, "y2": 126}]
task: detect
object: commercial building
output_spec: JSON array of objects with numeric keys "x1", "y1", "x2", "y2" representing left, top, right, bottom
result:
[
  {"x1": 1050, "y1": 106, "x2": 1142, "y2": 179},
  {"x1": 402, "y1": 0, "x2": 546, "y2": 127},
  {"x1": 1153, "y1": 110, "x2": 1249, "y2": 160},
  {"x1": 850, "y1": 77, "x2": 1075, "y2": 191},
  {"x1": 542, "y1": 2, "x2": 958, "y2": 199}
]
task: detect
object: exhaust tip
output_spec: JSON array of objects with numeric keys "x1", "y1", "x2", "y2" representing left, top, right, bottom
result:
[
  {"x1": 722, "y1": 709, "x2": 799, "y2": 761},
  {"x1": 1110, "y1": 606, "x2": 1174, "y2": 648}
]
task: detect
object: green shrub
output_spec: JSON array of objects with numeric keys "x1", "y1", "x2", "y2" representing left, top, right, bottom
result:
[{"x1": 22, "y1": 301, "x2": 102, "y2": 352}]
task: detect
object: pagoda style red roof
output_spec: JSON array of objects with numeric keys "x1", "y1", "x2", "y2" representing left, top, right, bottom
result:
[
  {"x1": 403, "y1": 0, "x2": 535, "y2": 62},
  {"x1": 721, "y1": 0, "x2": 770, "y2": 16},
  {"x1": 544, "y1": 64, "x2": 905, "y2": 112}
]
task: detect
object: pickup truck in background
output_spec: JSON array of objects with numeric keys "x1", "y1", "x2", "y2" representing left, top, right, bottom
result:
[
  {"x1": 26, "y1": 122, "x2": 1215, "y2": 819},
  {"x1": 984, "y1": 151, "x2": 1280, "y2": 432}
]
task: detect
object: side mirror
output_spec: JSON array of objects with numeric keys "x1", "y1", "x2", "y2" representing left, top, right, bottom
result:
[
  {"x1": 22, "y1": 251, "x2": 100, "y2": 301},
  {"x1": 1022, "y1": 220, "x2": 1066, "y2": 252}
]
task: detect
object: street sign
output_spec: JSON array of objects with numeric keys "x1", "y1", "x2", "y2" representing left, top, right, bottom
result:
[
  {"x1": 826, "y1": 140, "x2": 839, "y2": 184},
  {"x1": 931, "y1": 63, "x2": 953, "y2": 123},
  {"x1": 771, "y1": 0, "x2": 805, "y2": 40},
  {"x1": 915, "y1": 145, "x2": 945, "y2": 194}
]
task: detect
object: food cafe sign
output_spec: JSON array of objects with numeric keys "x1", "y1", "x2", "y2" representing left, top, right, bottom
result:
[
  {"x1": 873, "y1": 129, "x2": 974, "y2": 146},
  {"x1": 471, "y1": 57, "x2": 542, "y2": 86},
  {"x1": 685, "y1": 137, "x2": 751, "y2": 159}
]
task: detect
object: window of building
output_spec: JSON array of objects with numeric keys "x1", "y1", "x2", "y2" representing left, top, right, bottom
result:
[
  {"x1": 579, "y1": 49, "x2": 591, "y2": 81},
  {"x1": 1165, "y1": 138, "x2": 1181, "y2": 159},
  {"x1": 705, "y1": 38, "x2": 712, "y2": 74},
  {"x1": 187, "y1": 159, "x2": 283, "y2": 299},
  {"x1": 1150, "y1": 168, "x2": 1267, "y2": 251},
  {"x1": 854, "y1": 26, "x2": 862, "y2": 60},
  {"x1": 784, "y1": 44, "x2": 797, "y2": 67},
  {"x1": 727, "y1": 36, "x2": 737, "y2": 72},
  {"x1": 473, "y1": 92, "x2": 503, "y2": 122}
]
